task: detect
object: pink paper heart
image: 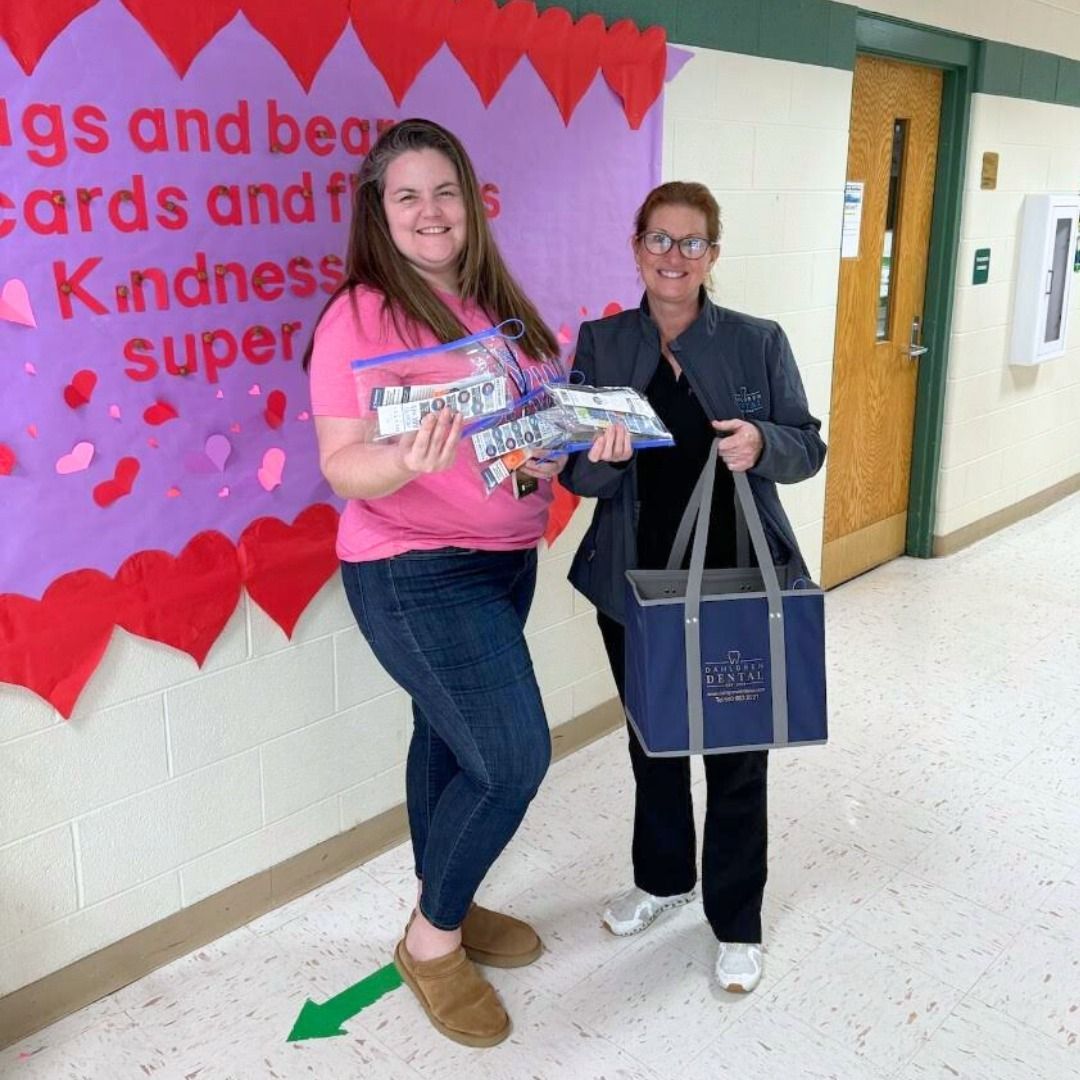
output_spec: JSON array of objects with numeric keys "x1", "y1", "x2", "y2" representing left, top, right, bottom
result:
[
  {"x1": 218, "y1": 486, "x2": 230, "y2": 498},
  {"x1": 257, "y1": 447, "x2": 285, "y2": 491},
  {"x1": 215, "y1": 389, "x2": 224, "y2": 399},
  {"x1": 0, "y1": 279, "x2": 37, "y2": 328},
  {"x1": 296, "y1": 410, "x2": 310, "y2": 421},
  {"x1": 24, "y1": 362, "x2": 36, "y2": 375},
  {"x1": 166, "y1": 486, "x2": 181, "y2": 498},
  {"x1": 56, "y1": 441, "x2": 95, "y2": 475},
  {"x1": 248, "y1": 384, "x2": 261, "y2": 396},
  {"x1": 205, "y1": 433, "x2": 231, "y2": 472},
  {"x1": 108, "y1": 404, "x2": 121, "y2": 419}
]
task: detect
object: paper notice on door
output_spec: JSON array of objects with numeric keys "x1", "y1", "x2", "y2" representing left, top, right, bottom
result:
[{"x1": 841, "y1": 181, "x2": 865, "y2": 259}]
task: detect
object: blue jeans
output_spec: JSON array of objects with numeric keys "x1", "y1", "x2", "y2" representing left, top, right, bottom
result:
[{"x1": 342, "y1": 547, "x2": 550, "y2": 930}]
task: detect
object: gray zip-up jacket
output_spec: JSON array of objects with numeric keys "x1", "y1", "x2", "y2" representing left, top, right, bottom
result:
[{"x1": 561, "y1": 293, "x2": 827, "y2": 623}]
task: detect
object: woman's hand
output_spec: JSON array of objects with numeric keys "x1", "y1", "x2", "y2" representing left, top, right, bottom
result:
[
  {"x1": 519, "y1": 452, "x2": 568, "y2": 480},
  {"x1": 587, "y1": 423, "x2": 633, "y2": 464},
  {"x1": 713, "y1": 419, "x2": 763, "y2": 473},
  {"x1": 397, "y1": 408, "x2": 464, "y2": 474}
]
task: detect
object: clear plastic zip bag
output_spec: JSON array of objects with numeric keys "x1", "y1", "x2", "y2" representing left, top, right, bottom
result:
[
  {"x1": 350, "y1": 320, "x2": 527, "y2": 441},
  {"x1": 470, "y1": 381, "x2": 674, "y2": 493}
]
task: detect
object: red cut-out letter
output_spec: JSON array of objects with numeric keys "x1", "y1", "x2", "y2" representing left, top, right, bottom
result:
[
  {"x1": 129, "y1": 107, "x2": 169, "y2": 152},
  {"x1": 23, "y1": 103, "x2": 67, "y2": 167},
  {"x1": 73, "y1": 105, "x2": 109, "y2": 153},
  {"x1": 123, "y1": 337, "x2": 159, "y2": 381},
  {"x1": 266, "y1": 99, "x2": 299, "y2": 154},
  {"x1": 0, "y1": 192, "x2": 15, "y2": 238},
  {"x1": 217, "y1": 100, "x2": 250, "y2": 155},
  {"x1": 26, "y1": 189, "x2": 69, "y2": 235},
  {"x1": 155, "y1": 186, "x2": 189, "y2": 230},
  {"x1": 54, "y1": 257, "x2": 107, "y2": 318}
]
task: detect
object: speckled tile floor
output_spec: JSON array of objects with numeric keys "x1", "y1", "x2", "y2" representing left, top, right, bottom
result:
[{"x1": 5, "y1": 496, "x2": 1079, "y2": 1079}]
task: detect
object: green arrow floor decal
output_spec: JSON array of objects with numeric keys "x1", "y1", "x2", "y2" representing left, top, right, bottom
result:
[{"x1": 287, "y1": 962, "x2": 402, "y2": 1042}]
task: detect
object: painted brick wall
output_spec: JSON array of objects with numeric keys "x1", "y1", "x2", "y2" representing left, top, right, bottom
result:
[
  {"x1": 935, "y1": 93, "x2": 1080, "y2": 538},
  {"x1": 0, "y1": 509, "x2": 609, "y2": 996},
  {"x1": 663, "y1": 46, "x2": 852, "y2": 575},
  {"x1": 5, "y1": 2, "x2": 1080, "y2": 1000}
]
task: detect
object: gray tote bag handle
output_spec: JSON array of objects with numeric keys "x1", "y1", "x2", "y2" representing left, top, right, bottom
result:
[{"x1": 666, "y1": 441, "x2": 789, "y2": 752}]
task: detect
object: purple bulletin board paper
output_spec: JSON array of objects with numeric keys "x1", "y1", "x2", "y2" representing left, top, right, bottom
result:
[{"x1": 0, "y1": 3, "x2": 662, "y2": 599}]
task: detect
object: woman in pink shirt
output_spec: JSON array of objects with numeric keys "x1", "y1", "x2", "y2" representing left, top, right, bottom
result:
[{"x1": 307, "y1": 119, "x2": 563, "y2": 1048}]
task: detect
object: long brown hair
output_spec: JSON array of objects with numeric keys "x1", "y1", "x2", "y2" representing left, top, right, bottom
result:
[{"x1": 303, "y1": 118, "x2": 558, "y2": 369}]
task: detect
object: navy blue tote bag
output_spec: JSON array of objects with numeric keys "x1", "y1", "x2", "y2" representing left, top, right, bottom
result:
[{"x1": 624, "y1": 442, "x2": 827, "y2": 756}]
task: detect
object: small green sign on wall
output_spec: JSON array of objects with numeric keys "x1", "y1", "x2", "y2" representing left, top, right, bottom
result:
[{"x1": 973, "y1": 247, "x2": 991, "y2": 285}]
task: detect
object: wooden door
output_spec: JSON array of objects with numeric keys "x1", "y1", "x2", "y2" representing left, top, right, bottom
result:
[{"x1": 822, "y1": 54, "x2": 942, "y2": 589}]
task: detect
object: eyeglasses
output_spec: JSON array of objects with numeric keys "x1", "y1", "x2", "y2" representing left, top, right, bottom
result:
[{"x1": 638, "y1": 231, "x2": 718, "y2": 260}]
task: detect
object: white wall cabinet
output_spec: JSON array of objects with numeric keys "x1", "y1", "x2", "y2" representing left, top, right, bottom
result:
[{"x1": 1010, "y1": 193, "x2": 1080, "y2": 366}]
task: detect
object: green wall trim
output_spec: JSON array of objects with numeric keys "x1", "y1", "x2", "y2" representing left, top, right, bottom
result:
[
  {"x1": 527, "y1": 0, "x2": 1080, "y2": 105},
  {"x1": 1059, "y1": 59, "x2": 1080, "y2": 108},
  {"x1": 907, "y1": 51, "x2": 973, "y2": 557},
  {"x1": 758, "y1": 0, "x2": 833, "y2": 68},
  {"x1": 976, "y1": 42, "x2": 1024, "y2": 97},
  {"x1": 1020, "y1": 49, "x2": 1062, "y2": 103},
  {"x1": 855, "y1": 14, "x2": 977, "y2": 68},
  {"x1": 975, "y1": 42, "x2": 1080, "y2": 107},
  {"x1": 536, "y1": 0, "x2": 854, "y2": 69}
]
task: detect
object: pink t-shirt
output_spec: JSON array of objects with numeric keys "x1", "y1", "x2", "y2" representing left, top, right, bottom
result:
[{"x1": 310, "y1": 287, "x2": 563, "y2": 563}]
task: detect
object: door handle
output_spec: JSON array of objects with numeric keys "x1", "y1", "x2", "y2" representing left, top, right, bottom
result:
[{"x1": 903, "y1": 316, "x2": 928, "y2": 359}]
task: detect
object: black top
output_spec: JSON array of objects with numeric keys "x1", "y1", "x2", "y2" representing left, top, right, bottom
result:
[{"x1": 635, "y1": 355, "x2": 738, "y2": 571}]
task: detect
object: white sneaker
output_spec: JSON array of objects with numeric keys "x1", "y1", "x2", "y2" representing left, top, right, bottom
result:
[
  {"x1": 602, "y1": 886, "x2": 697, "y2": 936},
  {"x1": 714, "y1": 942, "x2": 763, "y2": 992}
]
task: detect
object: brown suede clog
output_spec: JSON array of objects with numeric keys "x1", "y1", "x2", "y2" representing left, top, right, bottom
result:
[
  {"x1": 461, "y1": 904, "x2": 543, "y2": 968},
  {"x1": 394, "y1": 938, "x2": 511, "y2": 1047}
]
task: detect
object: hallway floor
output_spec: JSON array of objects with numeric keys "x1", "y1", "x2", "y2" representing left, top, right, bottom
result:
[{"x1": 5, "y1": 495, "x2": 1080, "y2": 1079}]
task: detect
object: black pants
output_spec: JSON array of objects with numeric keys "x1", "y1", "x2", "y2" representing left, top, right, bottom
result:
[{"x1": 597, "y1": 612, "x2": 768, "y2": 944}]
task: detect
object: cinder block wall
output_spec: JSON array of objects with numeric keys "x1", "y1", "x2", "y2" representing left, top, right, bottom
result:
[
  {"x1": 5, "y1": 0, "x2": 1080, "y2": 999},
  {"x1": 936, "y1": 94, "x2": 1080, "y2": 535}
]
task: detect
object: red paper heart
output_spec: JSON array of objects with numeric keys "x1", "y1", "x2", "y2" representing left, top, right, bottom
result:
[
  {"x1": 601, "y1": 20, "x2": 666, "y2": 130},
  {"x1": 63, "y1": 368, "x2": 97, "y2": 409},
  {"x1": 93, "y1": 457, "x2": 140, "y2": 508},
  {"x1": 352, "y1": 0, "x2": 451, "y2": 106},
  {"x1": 239, "y1": 504, "x2": 338, "y2": 637},
  {"x1": 264, "y1": 389, "x2": 287, "y2": 429},
  {"x1": 544, "y1": 476, "x2": 581, "y2": 547},
  {"x1": 0, "y1": 444, "x2": 15, "y2": 476},
  {"x1": 120, "y1": 0, "x2": 240, "y2": 77},
  {"x1": 447, "y1": 0, "x2": 536, "y2": 107},
  {"x1": 527, "y1": 9, "x2": 606, "y2": 126},
  {"x1": 143, "y1": 399, "x2": 178, "y2": 425},
  {"x1": 0, "y1": 0, "x2": 99, "y2": 75},
  {"x1": 115, "y1": 531, "x2": 242, "y2": 665},
  {"x1": 240, "y1": 0, "x2": 348, "y2": 92},
  {"x1": 0, "y1": 569, "x2": 117, "y2": 717}
]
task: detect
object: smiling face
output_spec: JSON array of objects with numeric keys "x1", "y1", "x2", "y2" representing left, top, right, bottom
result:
[
  {"x1": 635, "y1": 202, "x2": 718, "y2": 312},
  {"x1": 382, "y1": 148, "x2": 467, "y2": 293}
]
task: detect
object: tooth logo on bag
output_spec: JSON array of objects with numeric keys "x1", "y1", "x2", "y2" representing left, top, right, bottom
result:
[{"x1": 703, "y1": 651, "x2": 767, "y2": 705}]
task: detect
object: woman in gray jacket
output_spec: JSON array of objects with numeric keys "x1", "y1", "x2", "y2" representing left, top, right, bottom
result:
[{"x1": 563, "y1": 181, "x2": 826, "y2": 993}]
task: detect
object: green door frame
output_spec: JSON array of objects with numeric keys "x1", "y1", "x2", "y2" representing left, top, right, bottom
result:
[{"x1": 852, "y1": 15, "x2": 977, "y2": 557}]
